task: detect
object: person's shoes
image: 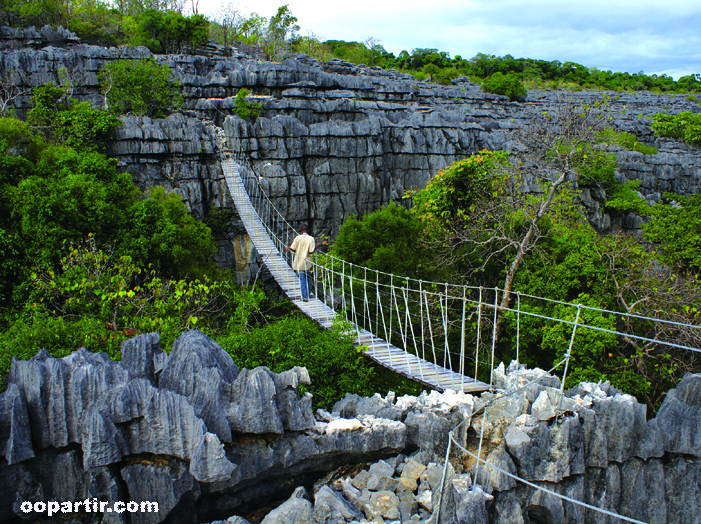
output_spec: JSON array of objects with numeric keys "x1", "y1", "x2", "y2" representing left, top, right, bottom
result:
[{"x1": 302, "y1": 298, "x2": 309, "y2": 302}]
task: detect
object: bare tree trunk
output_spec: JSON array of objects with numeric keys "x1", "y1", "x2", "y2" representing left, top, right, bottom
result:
[{"x1": 494, "y1": 171, "x2": 567, "y2": 342}]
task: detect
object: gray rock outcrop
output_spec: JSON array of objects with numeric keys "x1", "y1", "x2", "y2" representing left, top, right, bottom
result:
[
  {"x1": 264, "y1": 363, "x2": 698, "y2": 524},
  {"x1": 0, "y1": 331, "x2": 407, "y2": 523}
]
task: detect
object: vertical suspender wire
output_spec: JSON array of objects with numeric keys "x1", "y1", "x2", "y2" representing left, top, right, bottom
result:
[
  {"x1": 475, "y1": 287, "x2": 483, "y2": 380},
  {"x1": 363, "y1": 267, "x2": 370, "y2": 333},
  {"x1": 419, "y1": 281, "x2": 426, "y2": 364},
  {"x1": 392, "y1": 284, "x2": 409, "y2": 360},
  {"x1": 330, "y1": 257, "x2": 335, "y2": 311},
  {"x1": 350, "y1": 264, "x2": 358, "y2": 332},
  {"x1": 402, "y1": 286, "x2": 419, "y2": 378},
  {"x1": 363, "y1": 267, "x2": 372, "y2": 348},
  {"x1": 441, "y1": 284, "x2": 455, "y2": 390},
  {"x1": 406, "y1": 285, "x2": 425, "y2": 381},
  {"x1": 443, "y1": 283, "x2": 450, "y2": 370},
  {"x1": 376, "y1": 274, "x2": 394, "y2": 368},
  {"x1": 424, "y1": 290, "x2": 440, "y2": 376},
  {"x1": 341, "y1": 260, "x2": 347, "y2": 317},
  {"x1": 557, "y1": 304, "x2": 582, "y2": 413},
  {"x1": 460, "y1": 286, "x2": 467, "y2": 391},
  {"x1": 375, "y1": 272, "x2": 380, "y2": 339},
  {"x1": 389, "y1": 275, "x2": 395, "y2": 349},
  {"x1": 314, "y1": 256, "x2": 320, "y2": 306},
  {"x1": 516, "y1": 292, "x2": 521, "y2": 365},
  {"x1": 490, "y1": 287, "x2": 499, "y2": 388}
]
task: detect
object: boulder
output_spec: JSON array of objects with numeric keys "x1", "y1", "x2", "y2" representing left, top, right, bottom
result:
[
  {"x1": 160, "y1": 330, "x2": 239, "y2": 442},
  {"x1": 654, "y1": 373, "x2": 701, "y2": 456}
]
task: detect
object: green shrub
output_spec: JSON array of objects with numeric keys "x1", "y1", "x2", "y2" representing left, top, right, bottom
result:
[
  {"x1": 330, "y1": 202, "x2": 432, "y2": 280},
  {"x1": 100, "y1": 58, "x2": 183, "y2": 117},
  {"x1": 596, "y1": 128, "x2": 657, "y2": 155},
  {"x1": 0, "y1": 314, "x2": 118, "y2": 377},
  {"x1": 218, "y1": 314, "x2": 377, "y2": 410},
  {"x1": 233, "y1": 88, "x2": 262, "y2": 121},
  {"x1": 481, "y1": 72, "x2": 528, "y2": 101},
  {"x1": 643, "y1": 193, "x2": 701, "y2": 274},
  {"x1": 651, "y1": 112, "x2": 701, "y2": 147}
]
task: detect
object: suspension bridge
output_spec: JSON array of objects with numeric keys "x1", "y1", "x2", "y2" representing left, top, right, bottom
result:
[{"x1": 219, "y1": 134, "x2": 701, "y2": 397}]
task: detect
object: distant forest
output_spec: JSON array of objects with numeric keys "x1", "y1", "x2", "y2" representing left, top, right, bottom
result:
[{"x1": 1, "y1": 0, "x2": 700, "y2": 94}]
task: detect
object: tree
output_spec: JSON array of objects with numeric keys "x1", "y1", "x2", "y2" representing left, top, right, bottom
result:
[
  {"x1": 67, "y1": 0, "x2": 122, "y2": 46},
  {"x1": 264, "y1": 4, "x2": 299, "y2": 60},
  {"x1": 643, "y1": 193, "x2": 701, "y2": 275},
  {"x1": 330, "y1": 202, "x2": 432, "y2": 280},
  {"x1": 100, "y1": 57, "x2": 182, "y2": 117},
  {"x1": 412, "y1": 97, "x2": 614, "y2": 339},
  {"x1": 481, "y1": 72, "x2": 527, "y2": 101},
  {"x1": 651, "y1": 112, "x2": 701, "y2": 147},
  {"x1": 237, "y1": 12, "x2": 266, "y2": 44},
  {"x1": 209, "y1": 1, "x2": 242, "y2": 54},
  {"x1": 364, "y1": 36, "x2": 380, "y2": 66}
]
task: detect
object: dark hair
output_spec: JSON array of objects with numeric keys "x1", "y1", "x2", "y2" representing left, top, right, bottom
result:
[{"x1": 300, "y1": 224, "x2": 309, "y2": 233}]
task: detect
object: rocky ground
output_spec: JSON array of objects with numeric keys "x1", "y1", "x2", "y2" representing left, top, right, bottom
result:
[{"x1": 1, "y1": 330, "x2": 699, "y2": 524}]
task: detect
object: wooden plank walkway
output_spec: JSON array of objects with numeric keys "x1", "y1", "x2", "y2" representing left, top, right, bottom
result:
[{"x1": 222, "y1": 157, "x2": 489, "y2": 394}]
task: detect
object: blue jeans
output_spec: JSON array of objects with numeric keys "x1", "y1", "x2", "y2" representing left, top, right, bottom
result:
[{"x1": 298, "y1": 270, "x2": 311, "y2": 300}]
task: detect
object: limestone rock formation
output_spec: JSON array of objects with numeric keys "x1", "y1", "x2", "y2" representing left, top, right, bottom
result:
[
  {"x1": 0, "y1": 331, "x2": 406, "y2": 523},
  {"x1": 248, "y1": 363, "x2": 699, "y2": 524},
  {"x1": 3, "y1": 29, "x2": 701, "y2": 278}
]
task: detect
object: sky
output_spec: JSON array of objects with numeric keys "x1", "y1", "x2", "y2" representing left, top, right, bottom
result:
[{"x1": 196, "y1": 0, "x2": 701, "y2": 80}]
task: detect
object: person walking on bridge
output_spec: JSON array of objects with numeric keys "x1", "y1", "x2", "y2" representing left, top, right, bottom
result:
[{"x1": 284, "y1": 224, "x2": 322, "y2": 301}]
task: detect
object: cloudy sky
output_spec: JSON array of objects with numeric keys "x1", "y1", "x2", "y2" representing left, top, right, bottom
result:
[{"x1": 197, "y1": 0, "x2": 701, "y2": 80}]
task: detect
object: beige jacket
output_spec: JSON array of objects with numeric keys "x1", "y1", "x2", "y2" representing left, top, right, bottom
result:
[{"x1": 289, "y1": 233, "x2": 316, "y2": 271}]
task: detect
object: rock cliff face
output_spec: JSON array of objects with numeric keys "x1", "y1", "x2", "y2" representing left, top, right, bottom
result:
[
  {"x1": 3, "y1": 28, "x2": 701, "y2": 279},
  {"x1": 1, "y1": 334, "x2": 699, "y2": 524}
]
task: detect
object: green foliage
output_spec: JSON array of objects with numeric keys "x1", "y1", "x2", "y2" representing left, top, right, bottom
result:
[
  {"x1": 576, "y1": 147, "x2": 618, "y2": 188},
  {"x1": 596, "y1": 128, "x2": 658, "y2": 155},
  {"x1": 0, "y1": 314, "x2": 113, "y2": 377},
  {"x1": 264, "y1": 4, "x2": 299, "y2": 59},
  {"x1": 100, "y1": 58, "x2": 183, "y2": 117},
  {"x1": 411, "y1": 150, "x2": 510, "y2": 229},
  {"x1": 651, "y1": 112, "x2": 701, "y2": 147},
  {"x1": 330, "y1": 202, "x2": 431, "y2": 279},
  {"x1": 205, "y1": 206, "x2": 234, "y2": 235},
  {"x1": 27, "y1": 83, "x2": 67, "y2": 128},
  {"x1": 120, "y1": 186, "x2": 216, "y2": 279},
  {"x1": 52, "y1": 101, "x2": 120, "y2": 150},
  {"x1": 503, "y1": 218, "x2": 685, "y2": 404},
  {"x1": 67, "y1": 0, "x2": 122, "y2": 46},
  {"x1": 0, "y1": 238, "x2": 254, "y2": 376},
  {"x1": 121, "y1": 9, "x2": 209, "y2": 54},
  {"x1": 643, "y1": 193, "x2": 701, "y2": 274},
  {"x1": 0, "y1": 99, "x2": 215, "y2": 312},
  {"x1": 481, "y1": 72, "x2": 528, "y2": 101},
  {"x1": 218, "y1": 312, "x2": 420, "y2": 410},
  {"x1": 233, "y1": 88, "x2": 262, "y2": 121}
]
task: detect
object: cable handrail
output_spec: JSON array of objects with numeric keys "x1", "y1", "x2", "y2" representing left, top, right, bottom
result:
[{"x1": 221, "y1": 135, "x2": 701, "y2": 358}]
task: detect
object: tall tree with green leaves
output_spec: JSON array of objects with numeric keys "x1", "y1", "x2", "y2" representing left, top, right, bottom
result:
[{"x1": 100, "y1": 57, "x2": 182, "y2": 117}]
